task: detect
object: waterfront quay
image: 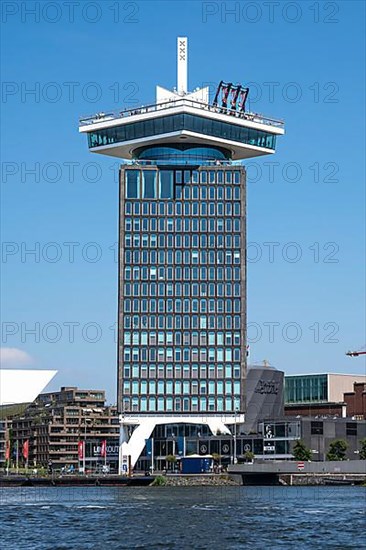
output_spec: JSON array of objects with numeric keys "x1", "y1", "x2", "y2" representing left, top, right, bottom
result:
[
  {"x1": 1, "y1": 459, "x2": 365, "y2": 487},
  {"x1": 229, "y1": 459, "x2": 366, "y2": 485}
]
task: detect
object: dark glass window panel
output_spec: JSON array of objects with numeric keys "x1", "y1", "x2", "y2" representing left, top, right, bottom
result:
[
  {"x1": 90, "y1": 114, "x2": 276, "y2": 152},
  {"x1": 346, "y1": 423, "x2": 357, "y2": 436},
  {"x1": 184, "y1": 170, "x2": 191, "y2": 184},
  {"x1": 125, "y1": 170, "x2": 140, "y2": 198},
  {"x1": 311, "y1": 421, "x2": 323, "y2": 435},
  {"x1": 142, "y1": 170, "x2": 157, "y2": 198},
  {"x1": 159, "y1": 170, "x2": 174, "y2": 198}
]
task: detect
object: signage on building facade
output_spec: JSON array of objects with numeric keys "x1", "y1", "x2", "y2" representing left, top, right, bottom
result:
[
  {"x1": 92, "y1": 443, "x2": 119, "y2": 457},
  {"x1": 254, "y1": 379, "x2": 280, "y2": 395}
]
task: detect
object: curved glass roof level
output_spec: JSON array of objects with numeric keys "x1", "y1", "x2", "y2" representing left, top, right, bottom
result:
[
  {"x1": 82, "y1": 108, "x2": 283, "y2": 161},
  {"x1": 80, "y1": 37, "x2": 284, "y2": 163},
  {"x1": 133, "y1": 145, "x2": 231, "y2": 166}
]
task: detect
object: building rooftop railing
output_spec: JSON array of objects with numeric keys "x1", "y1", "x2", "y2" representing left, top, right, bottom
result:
[
  {"x1": 122, "y1": 159, "x2": 234, "y2": 167},
  {"x1": 79, "y1": 97, "x2": 284, "y2": 130}
]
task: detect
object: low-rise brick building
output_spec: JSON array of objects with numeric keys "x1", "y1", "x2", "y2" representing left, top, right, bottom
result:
[{"x1": 344, "y1": 382, "x2": 366, "y2": 419}]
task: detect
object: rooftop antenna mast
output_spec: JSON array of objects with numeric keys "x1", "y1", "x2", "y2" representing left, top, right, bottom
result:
[{"x1": 177, "y1": 37, "x2": 188, "y2": 95}]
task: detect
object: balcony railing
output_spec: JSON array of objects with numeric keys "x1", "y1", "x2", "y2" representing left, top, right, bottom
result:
[{"x1": 79, "y1": 97, "x2": 284, "y2": 130}]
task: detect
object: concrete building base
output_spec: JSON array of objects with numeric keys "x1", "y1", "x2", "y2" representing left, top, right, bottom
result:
[{"x1": 118, "y1": 414, "x2": 245, "y2": 473}]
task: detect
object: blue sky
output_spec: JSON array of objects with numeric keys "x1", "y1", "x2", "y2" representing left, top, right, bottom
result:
[{"x1": 1, "y1": 1, "x2": 365, "y2": 402}]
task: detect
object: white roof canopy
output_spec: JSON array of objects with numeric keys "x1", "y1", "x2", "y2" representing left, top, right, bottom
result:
[{"x1": 0, "y1": 369, "x2": 57, "y2": 406}]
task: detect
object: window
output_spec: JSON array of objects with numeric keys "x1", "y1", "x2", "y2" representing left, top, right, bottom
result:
[
  {"x1": 208, "y1": 398, "x2": 215, "y2": 411},
  {"x1": 200, "y1": 171, "x2": 207, "y2": 183},
  {"x1": 346, "y1": 423, "x2": 357, "y2": 436},
  {"x1": 311, "y1": 421, "x2": 323, "y2": 435},
  {"x1": 285, "y1": 375, "x2": 328, "y2": 404},
  {"x1": 234, "y1": 364, "x2": 241, "y2": 378},
  {"x1": 160, "y1": 170, "x2": 174, "y2": 198},
  {"x1": 142, "y1": 170, "x2": 157, "y2": 198},
  {"x1": 225, "y1": 349, "x2": 232, "y2": 361},
  {"x1": 123, "y1": 365, "x2": 130, "y2": 378},
  {"x1": 225, "y1": 381, "x2": 232, "y2": 395},
  {"x1": 226, "y1": 171, "x2": 232, "y2": 184},
  {"x1": 233, "y1": 171, "x2": 241, "y2": 184},
  {"x1": 125, "y1": 170, "x2": 140, "y2": 198}
]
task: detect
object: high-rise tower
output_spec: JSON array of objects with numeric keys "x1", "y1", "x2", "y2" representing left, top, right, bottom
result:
[{"x1": 79, "y1": 38, "x2": 284, "y2": 471}]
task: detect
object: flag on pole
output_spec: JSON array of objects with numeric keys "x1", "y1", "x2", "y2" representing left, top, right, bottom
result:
[
  {"x1": 78, "y1": 441, "x2": 84, "y2": 459},
  {"x1": 22, "y1": 440, "x2": 29, "y2": 460},
  {"x1": 5, "y1": 440, "x2": 10, "y2": 461},
  {"x1": 100, "y1": 440, "x2": 107, "y2": 458}
]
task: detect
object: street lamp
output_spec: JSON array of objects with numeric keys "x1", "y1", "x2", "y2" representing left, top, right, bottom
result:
[
  {"x1": 232, "y1": 407, "x2": 238, "y2": 465},
  {"x1": 171, "y1": 433, "x2": 176, "y2": 457},
  {"x1": 82, "y1": 418, "x2": 92, "y2": 475}
]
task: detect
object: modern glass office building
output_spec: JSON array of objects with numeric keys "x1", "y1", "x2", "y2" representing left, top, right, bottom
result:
[
  {"x1": 285, "y1": 373, "x2": 366, "y2": 405},
  {"x1": 79, "y1": 38, "x2": 284, "y2": 470},
  {"x1": 285, "y1": 374, "x2": 328, "y2": 404},
  {"x1": 118, "y1": 163, "x2": 245, "y2": 416}
]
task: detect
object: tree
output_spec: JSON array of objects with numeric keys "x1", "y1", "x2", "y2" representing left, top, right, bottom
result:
[
  {"x1": 151, "y1": 475, "x2": 167, "y2": 486},
  {"x1": 211, "y1": 453, "x2": 221, "y2": 463},
  {"x1": 292, "y1": 440, "x2": 312, "y2": 461},
  {"x1": 326, "y1": 439, "x2": 348, "y2": 461},
  {"x1": 165, "y1": 454, "x2": 177, "y2": 470},
  {"x1": 244, "y1": 451, "x2": 255, "y2": 463},
  {"x1": 358, "y1": 438, "x2": 366, "y2": 460}
]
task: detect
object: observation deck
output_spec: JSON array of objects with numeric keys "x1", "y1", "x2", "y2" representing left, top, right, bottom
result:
[{"x1": 79, "y1": 96, "x2": 285, "y2": 161}]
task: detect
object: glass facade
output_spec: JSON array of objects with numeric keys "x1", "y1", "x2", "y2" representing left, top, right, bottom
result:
[
  {"x1": 88, "y1": 113, "x2": 277, "y2": 151},
  {"x1": 285, "y1": 375, "x2": 328, "y2": 404},
  {"x1": 135, "y1": 145, "x2": 230, "y2": 165},
  {"x1": 118, "y1": 166, "x2": 246, "y2": 415}
]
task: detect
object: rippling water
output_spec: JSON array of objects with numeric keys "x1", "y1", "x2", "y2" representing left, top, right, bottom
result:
[{"x1": 1, "y1": 486, "x2": 365, "y2": 549}]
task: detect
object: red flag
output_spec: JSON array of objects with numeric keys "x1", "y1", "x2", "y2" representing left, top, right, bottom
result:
[
  {"x1": 78, "y1": 441, "x2": 84, "y2": 459},
  {"x1": 5, "y1": 440, "x2": 10, "y2": 461},
  {"x1": 100, "y1": 440, "x2": 107, "y2": 458},
  {"x1": 22, "y1": 440, "x2": 29, "y2": 460}
]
